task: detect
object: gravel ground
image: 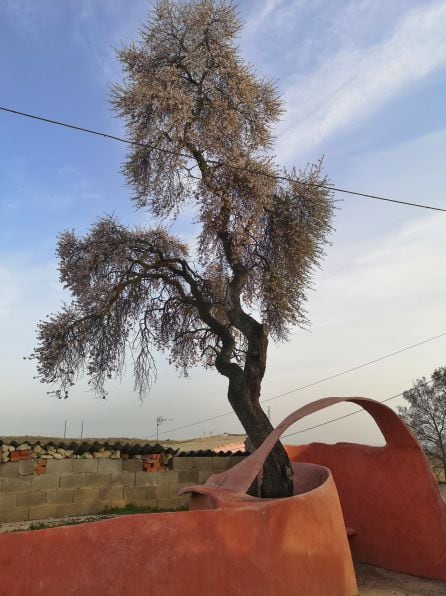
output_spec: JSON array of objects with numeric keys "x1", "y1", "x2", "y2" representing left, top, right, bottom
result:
[{"x1": 356, "y1": 562, "x2": 446, "y2": 595}]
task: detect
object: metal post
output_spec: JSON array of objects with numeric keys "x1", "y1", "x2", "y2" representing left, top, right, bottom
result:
[
  {"x1": 63, "y1": 420, "x2": 67, "y2": 438},
  {"x1": 156, "y1": 416, "x2": 172, "y2": 442},
  {"x1": 80, "y1": 420, "x2": 84, "y2": 439}
]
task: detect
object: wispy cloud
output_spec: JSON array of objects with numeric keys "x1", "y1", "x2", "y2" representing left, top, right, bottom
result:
[
  {"x1": 69, "y1": 0, "x2": 148, "y2": 88},
  {"x1": 244, "y1": 0, "x2": 286, "y2": 34},
  {"x1": 275, "y1": 1, "x2": 446, "y2": 163}
]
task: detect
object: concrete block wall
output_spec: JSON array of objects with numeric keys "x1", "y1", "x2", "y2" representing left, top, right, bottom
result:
[{"x1": 0, "y1": 455, "x2": 245, "y2": 523}]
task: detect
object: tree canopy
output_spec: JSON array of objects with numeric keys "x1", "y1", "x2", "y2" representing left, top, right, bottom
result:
[
  {"x1": 32, "y1": 0, "x2": 334, "y2": 497},
  {"x1": 398, "y1": 367, "x2": 446, "y2": 480}
]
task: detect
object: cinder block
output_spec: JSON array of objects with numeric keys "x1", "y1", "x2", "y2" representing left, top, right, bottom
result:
[
  {"x1": 57, "y1": 503, "x2": 104, "y2": 517},
  {"x1": 212, "y1": 457, "x2": 231, "y2": 471},
  {"x1": 126, "y1": 499, "x2": 157, "y2": 509},
  {"x1": 122, "y1": 459, "x2": 143, "y2": 473},
  {"x1": 229, "y1": 456, "x2": 246, "y2": 466},
  {"x1": 18, "y1": 460, "x2": 36, "y2": 476},
  {"x1": 2, "y1": 476, "x2": 32, "y2": 493},
  {"x1": 45, "y1": 459, "x2": 73, "y2": 474},
  {"x1": 72, "y1": 459, "x2": 98, "y2": 473},
  {"x1": 98, "y1": 486, "x2": 124, "y2": 502},
  {"x1": 179, "y1": 494, "x2": 190, "y2": 508},
  {"x1": 32, "y1": 474, "x2": 59, "y2": 490},
  {"x1": 73, "y1": 488, "x2": 100, "y2": 503},
  {"x1": 111, "y1": 472, "x2": 135, "y2": 486},
  {"x1": 105, "y1": 500, "x2": 126, "y2": 510},
  {"x1": 156, "y1": 484, "x2": 169, "y2": 499},
  {"x1": 124, "y1": 486, "x2": 147, "y2": 502},
  {"x1": 157, "y1": 497, "x2": 180, "y2": 510},
  {"x1": 178, "y1": 470, "x2": 199, "y2": 483},
  {"x1": 150, "y1": 485, "x2": 173, "y2": 499},
  {"x1": 171, "y1": 457, "x2": 193, "y2": 471},
  {"x1": 86, "y1": 472, "x2": 112, "y2": 487},
  {"x1": 198, "y1": 469, "x2": 214, "y2": 483},
  {"x1": 0, "y1": 508, "x2": 29, "y2": 523},
  {"x1": 155, "y1": 470, "x2": 179, "y2": 485},
  {"x1": 98, "y1": 459, "x2": 122, "y2": 473},
  {"x1": 0, "y1": 494, "x2": 16, "y2": 511},
  {"x1": 193, "y1": 457, "x2": 213, "y2": 469},
  {"x1": 134, "y1": 472, "x2": 158, "y2": 486},
  {"x1": 16, "y1": 491, "x2": 46, "y2": 507},
  {"x1": 0, "y1": 462, "x2": 19, "y2": 478},
  {"x1": 59, "y1": 473, "x2": 86, "y2": 489},
  {"x1": 168, "y1": 483, "x2": 191, "y2": 498},
  {"x1": 46, "y1": 489, "x2": 74, "y2": 504},
  {"x1": 29, "y1": 504, "x2": 59, "y2": 521}
]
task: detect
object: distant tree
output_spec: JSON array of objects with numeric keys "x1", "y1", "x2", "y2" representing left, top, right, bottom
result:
[
  {"x1": 398, "y1": 367, "x2": 446, "y2": 480},
  {"x1": 32, "y1": 0, "x2": 334, "y2": 498}
]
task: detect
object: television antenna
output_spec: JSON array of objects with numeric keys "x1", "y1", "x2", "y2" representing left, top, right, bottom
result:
[{"x1": 156, "y1": 416, "x2": 172, "y2": 442}]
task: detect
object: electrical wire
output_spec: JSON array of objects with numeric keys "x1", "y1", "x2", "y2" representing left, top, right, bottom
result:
[
  {"x1": 1, "y1": 105, "x2": 445, "y2": 212},
  {"x1": 282, "y1": 379, "x2": 433, "y2": 439},
  {"x1": 262, "y1": 332, "x2": 446, "y2": 403},
  {"x1": 282, "y1": 393, "x2": 402, "y2": 439},
  {"x1": 148, "y1": 331, "x2": 446, "y2": 439}
]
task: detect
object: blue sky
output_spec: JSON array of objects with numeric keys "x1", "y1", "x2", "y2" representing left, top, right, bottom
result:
[{"x1": 1, "y1": 0, "x2": 445, "y2": 443}]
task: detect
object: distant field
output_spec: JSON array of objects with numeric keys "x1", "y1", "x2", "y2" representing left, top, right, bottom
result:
[{"x1": 0, "y1": 433, "x2": 247, "y2": 452}]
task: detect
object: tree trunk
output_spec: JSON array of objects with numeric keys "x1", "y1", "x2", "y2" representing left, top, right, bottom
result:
[
  {"x1": 214, "y1": 310, "x2": 293, "y2": 498},
  {"x1": 227, "y1": 375, "x2": 294, "y2": 499}
]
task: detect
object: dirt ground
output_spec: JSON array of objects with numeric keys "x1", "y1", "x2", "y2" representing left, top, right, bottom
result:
[{"x1": 355, "y1": 562, "x2": 446, "y2": 595}]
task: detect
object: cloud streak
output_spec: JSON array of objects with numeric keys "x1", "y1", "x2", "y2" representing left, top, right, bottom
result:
[{"x1": 275, "y1": 1, "x2": 446, "y2": 162}]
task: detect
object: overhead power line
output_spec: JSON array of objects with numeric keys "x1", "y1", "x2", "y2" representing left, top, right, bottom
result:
[
  {"x1": 1, "y1": 105, "x2": 445, "y2": 213},
  {"x1": 147, "y1": 331, "x2": 446, "y2": 439},
  {"x1": 281, "y1": 393, "x2": 401, "y2": 438},
  {"x1": 261, "y1": 332, "x2": 446, "y2": 404},
  {"x1": 282, "y1": 380, "x2": 432, "y2": 439}
]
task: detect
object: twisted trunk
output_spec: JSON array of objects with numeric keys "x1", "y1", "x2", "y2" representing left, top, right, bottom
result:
[
  {"x1": 228, "y1": 379, "x2": 293, "y2": 498},
  {"x1": 216, "y1": 322, "x2": 293, "y2": 499}
]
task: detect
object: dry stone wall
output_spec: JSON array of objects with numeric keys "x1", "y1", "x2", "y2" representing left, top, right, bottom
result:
[{"x1": 0, "y1": 455, "x2": 245, "y2": 523}]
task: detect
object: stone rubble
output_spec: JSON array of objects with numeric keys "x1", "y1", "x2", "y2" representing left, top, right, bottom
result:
[{"x1": 0, "y1": 442, "x2": 130, "y2": 463}]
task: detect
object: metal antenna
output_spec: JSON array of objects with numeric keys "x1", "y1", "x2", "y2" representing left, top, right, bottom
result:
[{"x1": 156, "y1": 416, "x2": 172, "y2": 442}]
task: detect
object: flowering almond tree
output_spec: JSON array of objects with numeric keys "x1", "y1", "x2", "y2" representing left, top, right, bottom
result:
[{"x1": 33, "y1": 0, "x2": 333, "y2": 498}]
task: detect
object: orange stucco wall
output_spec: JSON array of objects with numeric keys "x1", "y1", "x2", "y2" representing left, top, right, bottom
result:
[{"x1": 285, "y1": 401, "x2": 446, "y2": 581}]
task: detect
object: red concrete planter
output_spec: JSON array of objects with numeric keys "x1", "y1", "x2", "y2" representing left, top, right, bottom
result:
[
  {"x1": 3, "y1": 396, "x2": 441, "y2": 593},
  {"x1": 0, "y1": 401, "x2": 358, "y2": 595},
  {"x1": 0, "y1": 465, "x2": 356, "y2": 595}
]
